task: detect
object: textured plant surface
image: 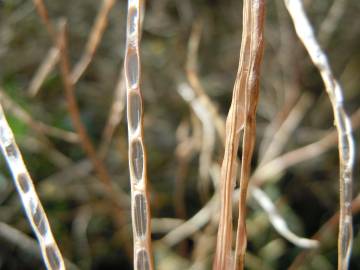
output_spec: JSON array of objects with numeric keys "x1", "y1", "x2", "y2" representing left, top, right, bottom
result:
[
  {"x1": 0, "y1": 104, "x2": 65, "y2": 270},
  {"x1": 125, "y1": 0, "x2": 154, "y2": 269},
  {"x1": 213, "y1": 1, "x2": 265, "y2": 269},
  {"x1": 285, "y1": 1, "x2": 355, "y2": 269},
  {"x1": 0, "y1": 0, "x2": 359, "y2": 269}
]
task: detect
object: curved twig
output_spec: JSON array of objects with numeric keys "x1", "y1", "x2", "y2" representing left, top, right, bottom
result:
[{"x1": 284, "y1": 1, "x2": 355, "y2": 268}]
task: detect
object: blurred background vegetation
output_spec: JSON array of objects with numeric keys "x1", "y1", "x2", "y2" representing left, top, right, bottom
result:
[{"x1": 0, "y1": 0, "x2": 359, "y2": 269}]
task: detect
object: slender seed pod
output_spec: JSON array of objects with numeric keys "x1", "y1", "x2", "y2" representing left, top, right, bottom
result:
[
  {"x1": 125, "y1": 1, "x2": 154, "y2": 269},
  {"x1": 284, "y1": 1, "x2": 355, "y2": 269},
  {"x1": 0, "y1": 105, "x2": 65, "y2": 270}
]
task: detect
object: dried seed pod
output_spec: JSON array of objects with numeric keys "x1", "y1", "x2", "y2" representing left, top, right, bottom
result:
[
  {"x1": 0, "y1": 105, "x2": 65, "y2": 270},
  {"x1": 285, "y1": 1, "x2": 355, "y2": 269},
  {"x1": 125, "y1": 0, "x2": 154, "y2": 269}
]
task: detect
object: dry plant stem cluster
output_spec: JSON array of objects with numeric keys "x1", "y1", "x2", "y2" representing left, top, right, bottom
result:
[
  {"x1": 32, "y1": 0, "x2": 126, "y2": 164},
  {"x1": 33, "y1": 0, "x2": 135, "y2": 259},
  {"x1": 56, "y1": 21, "x2": 129, "y2": 208},
  {"x1": 176, "y1": 15, "x2": 317, "y2": 251},
  {"x1": 186, "y1": 20, "x2": 216, "y2": 199},
  {"x1": 162, "y1": 103, "x2": 360, "y2": 251},
  {"x1": 0, "y1": 90, "x2": 79, "y2": 144},
  {"x1": 125, "y1": 0, "x2": 154, "y2": 269},
  {"x1": 70, "y1": 0, "x2": 116, "y2": 83},
  {"x1": 30, "y1": 0, "x2": 115, "y2": 96},
  {"x1": 33, "y1": 0, "x2": 130, "y2": 203},
  {"x1": 213, "y1": 1, "x2": 265, "y2": 269},
  {"x1": 284, "y1": 0, "x2": 355, "y2": 269},
  {"x1": 0, "y1": 105, "x2": 65, "y2": 270},
  {"x1": 176, "y1": 82, "x2": 318, "y2": 250}
]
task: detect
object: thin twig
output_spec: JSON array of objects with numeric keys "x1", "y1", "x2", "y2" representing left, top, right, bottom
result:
[
  {"x1": 0, "y1": 88, "x2": 73, "y2": 168},
  {"x1": 251, "y1": 187, "x2": 318, "y2": 249},
  {"x1": 70, "y1": 0, "x2": 116, "y2": 83},
  {"x1": 318, "y1": 0, "x2": 348, "y2": 47},
  {"x1": 31, "y1": 0, "x2": 115, "y2": 95},
  {"x1": 173, "y1": 120, "x2": 196, "y2": 219},
  {"x1": 98, "y1": 70, "x2": 126, "y2": 158},
  {"x1": 32, "y1": 0, "x2": 55, "y2": 38},
  {"x1": 178, "y1": 83, "x2": 215, "y2": 200},
  {"x1": 253, "y1": 108, "x2": 360, "y2": 186},
  {"x1": 33, "y1": 0, "x2": 130, "y2": 208},
  {"x1": 259, "y1": 93, "x2": 312, "y2": 166},
  {"x1": 27, "y1": 46, "x2": 59, "y2": 97},
  {"x1": 0, "y1": 89, "x2": 79, "y2": 144},
  {"x1": 185, "y1": 20, "x2": 217, "y2": 200},
  {"x1": 57, "y1": 20, "x2": 128, "y2": 208},
  {"x1": 162, "y1": 161, "x2": 318, "y2": 249},
  {"x1": 284, "y1": 1, "x2": 355, "y2": 268}
]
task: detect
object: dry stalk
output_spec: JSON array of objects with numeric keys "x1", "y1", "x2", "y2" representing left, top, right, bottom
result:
[
  {"x1": 99, "y1": 70, "x2": 126, "y2": 158},
  {"x1": 0, "y1": 90, "x2": 79, "y2": 144},
  {"x1": 213, "y1": 0, "x2": 265, "y2": 269},
  {"x1": 32, "y1": 3, "x2": 134, "y2": 258},
  {"x1": 125, "y1": 0, "x2": 154, "y2": 269},
  {"x1": 185, "y1": 20, "x2": 217, "y2": 200},
  {"x1": 318, "y1": 0, "x2": 348, "y2": 46},
  {"x1": 99, "y1": 0, "x2": 145, "y2": 158},
  {"x1": 32, "y1": 0, "x2": 55, "y2": 37},
  {"x1": 0, "y1": 104, "x2": 65, "y2": 270},
  {"x1": 233, "y1": 3, "x2": 266, "y2": 258},
  {"x1": 284, "y1": 1, "x2": 355, "y2": 268},
  {"x1": 70, "y1": 0, "x2": 116, "y2": 83},
  {"x1": 178, "y1": 82, "x2": 215, "y2": 200},
  {"x1": 259, "y1": 93, "x2": 312, "y2": 166},
  {"x1": 250, "y1": 187, "x2": 318, "y2": 249},
  {"x1": 162, "y1": 163, "x2": 319, "y2": 250},
  {"x1": 0, "y1": 88, "x2": 74, "y2": 168},
  {"x1": 213, "y1": 0, "x2": 252, "y2": 267},
  {"x1": 162, "y1": 194, "x2": 218, "y2": 247},
  {"x1": 178, "y1": 16, "x2": 315, "y2": 254},
  {"x1": 56, "y1": 21, "x2": 129, "y2": 210},
  {"x1": 252, "y1": 108, "x2": 360, "y2": 186},
  {"x1": 176, "y1": 82, "x2": 318, "y2": 250},
  {"x1": 28, "y1": 46, "x2": 60, "y2": 97},
  {"x1": 163, "y1": 100, "x2": 360, "y2": 253},
  {"x1": 31, "y1": 0, "x2": 115, "y2": 95},
  {"x1": 235, "y1": 3, "x2": 265, "y2": 264},
  {"x1": 186, "y1": 22, "x2": 226, "y2": 144},
  {"x1": 173, "y1": 120, "x2": 196, "y2": 219}
]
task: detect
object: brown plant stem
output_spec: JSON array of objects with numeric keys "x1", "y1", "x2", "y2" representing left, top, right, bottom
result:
[
  {"x1": 213, "y1": 0, "x2": 252, "y2": 268},
  {"x1": 284, "y1": 2, "x2": 355, "y2": 268},
  {"x1": 56, "y1": 21, "x2": 128, "y2": 209},
  {"x1": 234, "y1": 2, "x2": 265, "y2": 268}
]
